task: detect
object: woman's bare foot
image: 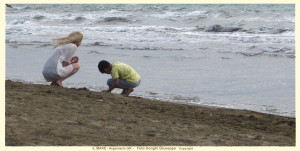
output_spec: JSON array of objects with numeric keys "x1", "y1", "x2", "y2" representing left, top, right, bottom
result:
[
  {"x1": 56, "y1": 81, "x2": 62, "y2": 86},
  {"x1": 50, "y1": 81, "x2": 59, "y2": 86},
  {"x1": 50, "y1": 81, "x2": 62, "y2": 87}
]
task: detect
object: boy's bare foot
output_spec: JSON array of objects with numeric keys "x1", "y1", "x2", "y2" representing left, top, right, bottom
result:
[
  {"x1": 121, "y1": 89, "x2": 126, "y2": 95},
  {"x1": 122, "y1": 88, "x2": 134, "y2": 96}
]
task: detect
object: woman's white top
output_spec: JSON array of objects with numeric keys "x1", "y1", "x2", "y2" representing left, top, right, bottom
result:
[{"x1": 42, "y1": 43, "x2": 77, "y2": 82}]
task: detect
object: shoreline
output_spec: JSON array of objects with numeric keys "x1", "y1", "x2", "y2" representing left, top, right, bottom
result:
[
  {"x1": 5, "y1": 80, "x2": 295, "y2": 146},
  {"x1": 6, "y1": 78, "x2": 294, "y2": 118}
]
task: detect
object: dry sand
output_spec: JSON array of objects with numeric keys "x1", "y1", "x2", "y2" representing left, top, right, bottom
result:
[{"x1": 5, "y1": 80, "x2": 295, "y2": 146}]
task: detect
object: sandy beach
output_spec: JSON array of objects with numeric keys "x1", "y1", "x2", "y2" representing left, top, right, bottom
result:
[{"x1": 5, "y1": 80, "x2": 295, "y2": 146}]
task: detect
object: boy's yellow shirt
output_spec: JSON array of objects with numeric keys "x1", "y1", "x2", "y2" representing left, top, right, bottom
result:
[{"x1": 111, "y1": 62, "x2": 141, "y2": 83}]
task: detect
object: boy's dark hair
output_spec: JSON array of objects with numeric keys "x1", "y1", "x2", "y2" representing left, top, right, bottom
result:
[{"x1": 98, "y1": 60, "x2": 110, "y2": 73}]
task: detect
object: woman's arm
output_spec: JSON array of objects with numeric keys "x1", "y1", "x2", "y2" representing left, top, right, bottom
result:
[{"x1": 62, "y1": 56, "x2": 79, "y2": 67}]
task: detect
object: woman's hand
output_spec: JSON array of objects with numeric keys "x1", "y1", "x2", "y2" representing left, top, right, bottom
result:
[
  {"x1": 62, "y1": 56, "x2": 79, "y2": 67},
  {"x1": 71, "y1": 56, "x2": 79, "y2": 63},
  {"x1": 62, "y1": 61, "x2": 70, "y2": 67}
]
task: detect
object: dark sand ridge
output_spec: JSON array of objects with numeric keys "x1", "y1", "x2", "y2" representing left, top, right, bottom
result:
[{"x1": 5, "y1": 80, "x2": 295, "y2": 146}]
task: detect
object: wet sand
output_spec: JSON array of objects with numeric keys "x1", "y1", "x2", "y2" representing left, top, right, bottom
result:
[{"x1": 5, "y1": 80, "x2": 295, "y2": 146}]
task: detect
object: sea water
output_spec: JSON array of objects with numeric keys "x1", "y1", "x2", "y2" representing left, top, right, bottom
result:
[{"x1": 5, "y1": 4, "x2": 295, "y2": 117}]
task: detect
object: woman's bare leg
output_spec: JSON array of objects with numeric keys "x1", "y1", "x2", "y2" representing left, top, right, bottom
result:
[{"x1": 55, "y1": 63, "x2": 80, "y2": 86}]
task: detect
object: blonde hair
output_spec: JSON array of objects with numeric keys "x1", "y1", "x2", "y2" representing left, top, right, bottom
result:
[{"x1": 52, "y1": 31, "x2": 83, "y2": 48}]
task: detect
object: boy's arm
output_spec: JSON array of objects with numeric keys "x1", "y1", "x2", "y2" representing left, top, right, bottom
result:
[{"x1": 103, "y1": 78, "x2": 119, "y2": 93}]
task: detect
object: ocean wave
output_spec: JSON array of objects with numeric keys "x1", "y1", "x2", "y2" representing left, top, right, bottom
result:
[
  {"x1": 12, "y1": 20, "x2": 27, "y2": 25},
  {"x1": 6, "y1": 5, "x2": 31, "y2": 11},
  {"x1": 259, "y1": 26, "x2": 293, "y2": 34},
  {"x1": 36, "y1": 43, "x2": 52, "y2": 48},
  {"x1": 89, "y1": 42, "x2": 111, "y2": 46},
  {"x1": 216, "y1": 10, "x2": 233, "y2": 18},
  {"x1": 193, "y1": 24, "x2": 294, "y2": 34},
  {"x1": 143, "y1": 56, "x2": 159, "y2": 59},
  {"x1": 232, "y1": 45, "x2": 295, "y2": 58},
  {"x1": 170, "y1": 56, "x2": 205, "y2": 61},
  {"x1": 194, "y1": 25, "x2": 244, "y2": 32},
  {"x1": 75, "y1": 16, "x2": 86, "y2": 21},
  {"x1": 117, "y1": 46, "x2": 184, "y2": 51},
  {"x1": 271, "y1": 29, "x2": 293, "y2": 34},
  {"x1": 5, "y1": 40, "x2": 37, "y2": 48},
  {"x1": 204, "y1": 25, "x2": 243, "y2": 32},
  {"x1": 88, "y1": 50, "x2": 105, "y2": 55},
  {"x1": 33, "y1": 15, "x2": 46, "y2": 20},
  {"x1": 150, "y1": 10, "x2": 209, "y2": 19},
  {"x1": 236, "y1": 52, "x2": 264, "y2": 57},
  {"x1": 99, "y1": 17, "x2": 131, "y2": 23},
  {"x1": 236, "y1": 49, "x2": 295, "y2": 58},
  {"x1": 6, "y1": 39, "x2": 52, "y2": 48},
  {"x1": 60, "y1": 17, "x2": 87, "y2": 24},
  {"x1": 265, "y1": 47, "x2": 294, "y2": 54}
]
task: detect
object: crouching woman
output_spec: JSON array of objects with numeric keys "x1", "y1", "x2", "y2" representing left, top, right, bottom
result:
[{"x1": 42, "y1": 31, "x2": 83, "y2": 86}]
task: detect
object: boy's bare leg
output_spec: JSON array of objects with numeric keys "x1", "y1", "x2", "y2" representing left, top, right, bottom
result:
[
  {"x1": 116, "y1": 85, "x2": 134, "y2": 96},
  {"x1": 122, "y1": 88, "x2": 134, "y2": 96}
]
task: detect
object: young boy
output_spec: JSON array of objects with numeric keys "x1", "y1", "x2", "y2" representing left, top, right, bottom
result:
[{"x1": 98, "y1": 60, "x2": 141, "y2": 96}]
